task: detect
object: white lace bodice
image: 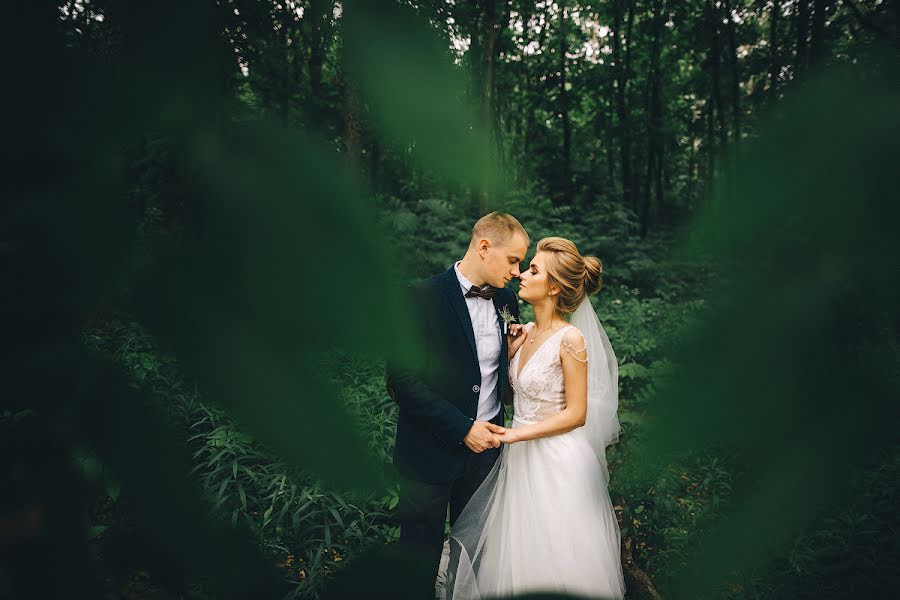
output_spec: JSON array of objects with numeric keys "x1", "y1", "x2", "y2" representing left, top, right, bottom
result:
[{"x1": 509, "y1": 323, "x2": 580, "y2": 423}]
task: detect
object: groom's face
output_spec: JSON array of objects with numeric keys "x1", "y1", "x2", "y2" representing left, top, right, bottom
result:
[{"x1": 481, "y1": 232, "x2": 529, "y2": 288}]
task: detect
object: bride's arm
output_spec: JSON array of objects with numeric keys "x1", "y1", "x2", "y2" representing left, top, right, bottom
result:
[{"x1": 496, "y1": 328, "x2": 588, "y2": 443}]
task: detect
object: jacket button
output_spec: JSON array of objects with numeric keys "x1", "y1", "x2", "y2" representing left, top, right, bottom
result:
[{"x1": 472, "y1": 384, "x2": 480, "y2": 393}]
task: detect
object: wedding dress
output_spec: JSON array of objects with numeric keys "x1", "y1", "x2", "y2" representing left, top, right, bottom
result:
[{"x1": 446, "y1": 303, "x2": 626, "y2": 599}]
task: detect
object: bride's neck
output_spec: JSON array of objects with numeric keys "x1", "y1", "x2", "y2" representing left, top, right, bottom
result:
[{"x1": 532, "y1": 301, "x2": 562, "y2": 329}]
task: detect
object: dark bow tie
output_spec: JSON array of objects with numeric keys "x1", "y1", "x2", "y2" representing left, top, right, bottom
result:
[{"x1": 464, "y1": 285, "x2": 496, "y2": 300}]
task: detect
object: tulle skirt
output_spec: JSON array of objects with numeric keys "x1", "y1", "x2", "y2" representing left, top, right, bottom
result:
[{"x1": 446, "y1": 417, "x2": 626, "y2": 600}]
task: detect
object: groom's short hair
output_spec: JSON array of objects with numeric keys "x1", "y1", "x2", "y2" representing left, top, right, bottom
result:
[{"x1": 470, "y1": 212, "x2": 529, "y2": 248}]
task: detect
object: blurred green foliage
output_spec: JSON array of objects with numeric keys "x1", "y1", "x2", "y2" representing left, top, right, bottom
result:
[
  {"x1": 629, "y1": 65, "x2": 900, "y2": 598},
  {"x1": 84, "y1": 319, "x2": 401, "y2": 599},
  {"x1": 1, "y1": 1, "x2": 896, "y2": 599}
]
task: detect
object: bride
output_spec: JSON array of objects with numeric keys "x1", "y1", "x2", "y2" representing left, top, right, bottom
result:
[{"x1": 445, "y1": 237, "x2": 626, "y2": 599}]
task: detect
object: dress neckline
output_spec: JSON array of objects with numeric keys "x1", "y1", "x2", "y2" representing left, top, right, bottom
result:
[{"x1": 514, "y1": 324, "x2": 572, "y2": 381}]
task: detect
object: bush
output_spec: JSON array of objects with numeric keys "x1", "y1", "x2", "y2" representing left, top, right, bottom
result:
[{"x1": 85, "y1": 318, "x2": 400, "y2": 599}]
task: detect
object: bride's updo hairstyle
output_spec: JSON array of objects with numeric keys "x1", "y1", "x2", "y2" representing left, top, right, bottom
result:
[{"x1": 536, "y1": 237, "x2": 603, "y2": 315}]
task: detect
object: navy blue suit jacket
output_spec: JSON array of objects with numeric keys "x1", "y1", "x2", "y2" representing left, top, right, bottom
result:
[{"x1": 386, "y1": 266, "x2": 520, "y2": 484}]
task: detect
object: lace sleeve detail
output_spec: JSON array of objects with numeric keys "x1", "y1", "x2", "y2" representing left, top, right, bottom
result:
[{"x1": 560, "y1": 327, "x2": 588, "y2": 363}]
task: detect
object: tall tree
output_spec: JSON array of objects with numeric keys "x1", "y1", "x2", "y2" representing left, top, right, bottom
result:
[
  {"x1": 642, "y1": 0, "x2": 665, "y2": 236},
  {"x1": 706, "y1": 0, "x2": 728, "y2": 149},
  {"x1": 810, "y1": 0, "x2": 827, "y2": 66},
  {"x1": 723, "y1": 0, "x2": 742, "y2": 143},
  {"x1": 480, "y1": 0, "x2": 501, "y2": 210},
  {"x1": 558, "y1": 0, "x2": 573, "y2": 205},
  {"x1": 705, "y1": 94, "x2": 716, "y2": 186},
  {"x1": 796, "y1": 0, "x2": 810, "y2": 73},
  {"x1": 686, "y1": 110, "x2": 698, "y2": 207},
  {"x1": 518, "y1": 1, "x2": 534, "y2": 163},
  {"x1": 613, "y1": 0, "x2": 636, "y2": 211},
  {"x1": 769, "y1": 0, "x2": 781, "y2": 106},
  {"x1": 304, "y1": 0, "x2": 333, "y2": 124}
]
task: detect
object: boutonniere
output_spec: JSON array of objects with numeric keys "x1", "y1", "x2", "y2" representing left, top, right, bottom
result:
[{"x1": 499, "y1": 304, "x2": 517, "y2": 335}]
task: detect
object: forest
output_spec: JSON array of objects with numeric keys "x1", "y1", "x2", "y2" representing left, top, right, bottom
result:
[{"x1": 2, "y1": 1, "x2": 898, "y2": 599}]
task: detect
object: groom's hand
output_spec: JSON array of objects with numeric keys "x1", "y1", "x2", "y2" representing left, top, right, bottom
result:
[{"x1": 464, "y1": 421, "x2": 506, "y2": 453}]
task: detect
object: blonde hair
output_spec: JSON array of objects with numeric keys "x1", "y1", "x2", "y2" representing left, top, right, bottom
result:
[
  {"x1": 536, "y1": 237, "x2": 603, "y2": 314},
  {"x1": 470, "y1": 212, "x2": 529, "y2": 249}
]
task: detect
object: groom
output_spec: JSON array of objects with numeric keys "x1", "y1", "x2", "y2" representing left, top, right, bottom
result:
[{"x1": 386, "y1": 212, "x2": 529, "y2": 596}]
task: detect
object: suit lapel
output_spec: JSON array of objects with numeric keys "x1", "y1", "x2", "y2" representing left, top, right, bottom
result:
[
  {"x1": 441, "y1": 267, "x2": 478, "y2": 361},
  {"x1": 492, "y1": 292, "x2": 510, "y2": 356}
]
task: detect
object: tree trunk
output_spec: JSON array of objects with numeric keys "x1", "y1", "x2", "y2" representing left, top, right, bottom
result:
[
  {"x1": 705, "y1": 89, "x2": 716, "y2": 206},
  {"x1": 307, "y1": 1, "x2": 326, "y2": 96},
  {"x1": 795, "y1": 0, "x2": 809, "y2": 73},
  {"x1": 723, "y1": 0, "x2": 741, "y2": 144},
  {"x1": 606, "y1": 133, "x2": 617, "y2": 194},
  {"x1": 810, "y1": 0, "x2": 827, "y2": 66},
  {"x1": 521, "y1": 66, "x2": 533, "y2": 188},
  {"x1": 622, "y1": 535, "x2": 663, "y2": 600},
  {"x1": 281, "y1": 32, "x2": 293, "y2": 125},
  {"x1": 611, "y1": 0, "x2": 624, "y2": 199},
  {"x1": 496, "y1": 0, "x2": 512, "y2": 171},
  {"x1": 466, "y1": 0, "x2": 485, "y2": 116},
  {"x1": 768, "y1": 0, "x2": 780, "y2": 106},
  {"x1": 641, "y1": 0, "x2": 663, "y2": 238},
  {"x1": 706, "y1": 0, "x2": 728, "y2": 148},
  {"x1": 614, "y1": 0, "x2": 635, "y2": 212},
  {"x1": 686, "y1": 113, "x2": 697, "y2": 208},
  {"x1": 617, "y1": 496, "x2": 662, "y2": 600},
  {"x1": 604, "y1": 93, "x2": 617, "y2": 193},
  {"x1": 519, "y1": 1, "x2": 538, "y2": 187},
  {"x1": 892, "y1": 0, "x2": 900, "y2": 50},
  {"x1": 558, "y1": 0, "x2": 573, "y2": 206},
  {"x1": 657, "y1": 138, "x2": 666, "y2": 223},
  {"x1": 306, "y1": 0, "x2": 330, "y2": 125},
  {"x1": 479, "y1": 0, "x2": 501, "y2": 211}
]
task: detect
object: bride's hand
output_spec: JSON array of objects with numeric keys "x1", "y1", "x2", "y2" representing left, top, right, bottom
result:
[
  {"x1": 507, "y1": 324, "x2": 527, "y2": 358},
  {"x1": 495, "y1": 428, "x2": 520, "y2": 444}
]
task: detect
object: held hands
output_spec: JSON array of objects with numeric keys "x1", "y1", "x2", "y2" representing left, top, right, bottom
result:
[
  {"x1": 494, "y1": 428, "x2": 520, "y2": 444},
  {"x1": 464, "y1": 421, "x2": 506, "y2": 453},
  {"x1": 507, "y1": 323, "x2": 528, "y2": 359}
]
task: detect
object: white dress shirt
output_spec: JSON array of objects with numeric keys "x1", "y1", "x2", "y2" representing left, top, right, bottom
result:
[{"x1": 454, "y1": 261, "x2": 502, "y2": 422}]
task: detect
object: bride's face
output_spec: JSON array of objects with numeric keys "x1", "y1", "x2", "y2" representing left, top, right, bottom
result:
[{"x1": 518, "y1": 252, "x2": 558, "y2": 304}]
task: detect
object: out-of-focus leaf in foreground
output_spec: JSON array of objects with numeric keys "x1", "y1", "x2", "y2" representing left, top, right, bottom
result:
[
  {"x1": 342, "y1": 0, "x2": 498, "y2": 191},
  {"x1": 632, "y1": 61, "x2": 900, "y2": 597},
  {"x1": 132, "y1": 119, "x2": 407, "y2": 491},
  {"x1": 1, "y1": 0, "x2": 418, "y2": 597}
]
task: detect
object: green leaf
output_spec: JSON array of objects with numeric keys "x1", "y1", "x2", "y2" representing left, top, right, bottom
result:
[
  {"x1": 328, "y1": 507, "x2": 344, "y2": 528},
  {"x1": 238, "y1": 482, "x2": 247, "y2": 510},
  {"x1": 217, "y1": 478, "x2": 230, "y2": 501}
]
